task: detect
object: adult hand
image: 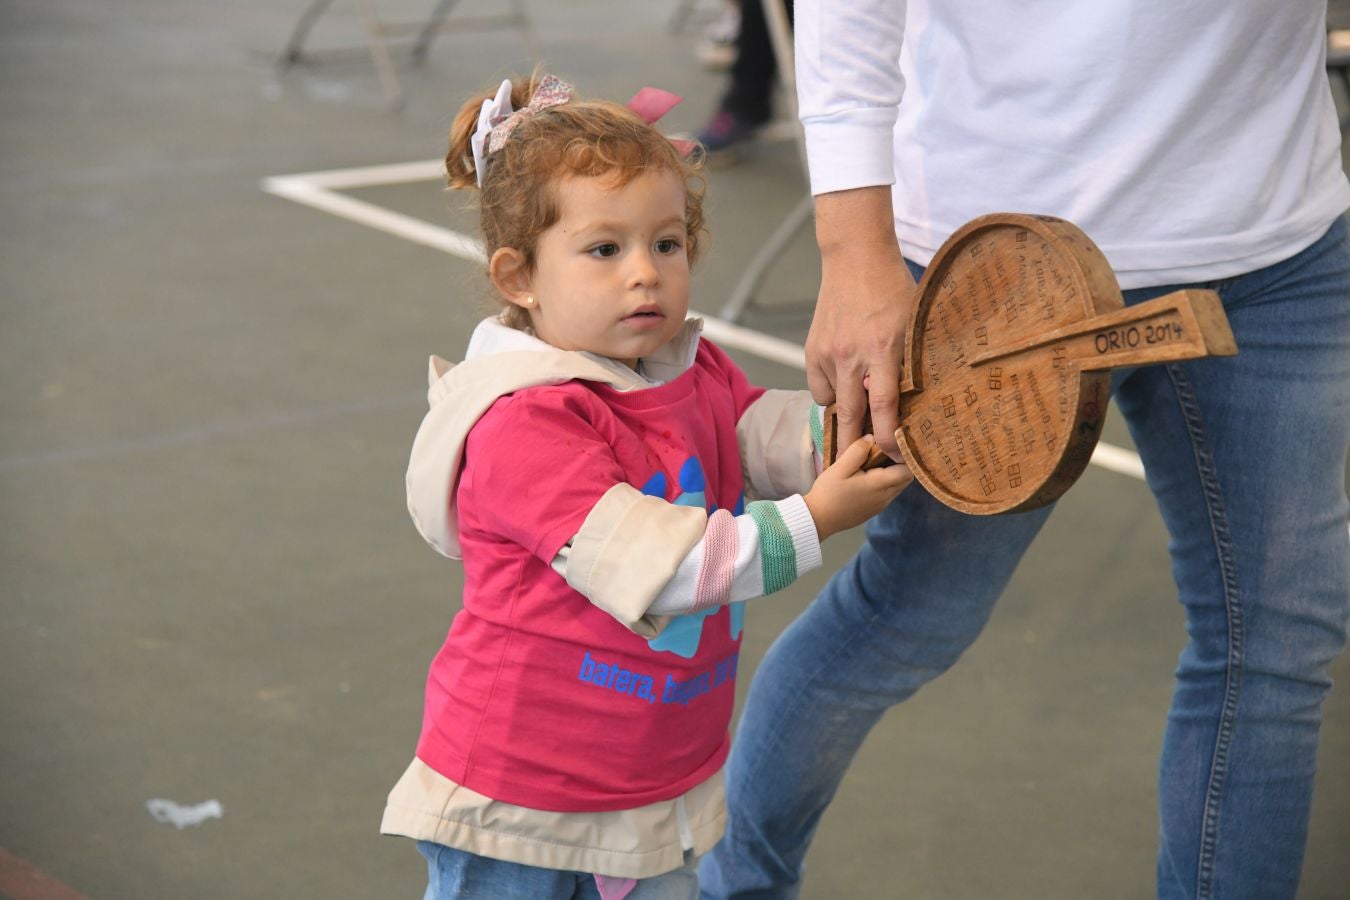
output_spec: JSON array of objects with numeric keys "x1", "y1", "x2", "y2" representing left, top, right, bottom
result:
[{"x1": 805, "y1": 186, "x2": 917, "y2": 461}]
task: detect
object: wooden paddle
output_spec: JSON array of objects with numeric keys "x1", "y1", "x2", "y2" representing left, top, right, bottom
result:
[{"x1": 822, "y1": 213, "x2": 1237, "y2": 515}]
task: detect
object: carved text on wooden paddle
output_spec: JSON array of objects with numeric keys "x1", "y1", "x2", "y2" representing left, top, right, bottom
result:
[{"x1": 822, "y1": 213, "x2": 1237, "y2": 515}]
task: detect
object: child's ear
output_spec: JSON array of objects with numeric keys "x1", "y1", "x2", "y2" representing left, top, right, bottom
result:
[{"x1": 489, "y1": 247, "x2": 534, "y2": 311}]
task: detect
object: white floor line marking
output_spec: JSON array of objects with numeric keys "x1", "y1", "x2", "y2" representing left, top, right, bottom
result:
[
  {"x1": 1086, "y1": 441, "x2": 1147, "y2": 481},
  {"x1": 263, "y1": 161, "x2": 1150, "y2": 483},
  {"x1": 697, "y1": 316, "x2": 807, "y2": 370},
  {"x1": 263, "y1": 175, "x2": 485, "y2": 260},
  {"x1": 272, "y1": 159, "x2": 446, "y2": 191}
]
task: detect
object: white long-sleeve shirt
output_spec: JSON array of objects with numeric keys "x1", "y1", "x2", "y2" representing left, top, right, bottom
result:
[{"x1": 796, "y1": 0, "x2": 1350, "y2": 288}]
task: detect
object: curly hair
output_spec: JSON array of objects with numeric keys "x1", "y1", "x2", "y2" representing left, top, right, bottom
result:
[{"x1": 446, "y1": 74, "x2": 707, "y2": 329}]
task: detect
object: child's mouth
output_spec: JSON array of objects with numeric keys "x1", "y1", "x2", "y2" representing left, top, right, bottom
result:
[{"x1": 624, "y1": 308, "x2": 666, "y2": 328}]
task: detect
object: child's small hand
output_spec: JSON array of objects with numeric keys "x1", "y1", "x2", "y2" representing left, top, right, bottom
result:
[{"x1": 803, "y1": 435, "x2": 913, "y2": 541}]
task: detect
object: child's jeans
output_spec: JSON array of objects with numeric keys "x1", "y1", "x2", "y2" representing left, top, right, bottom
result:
[{"x1": 417, "y1": 841, "x2": 699, "y2": 900}]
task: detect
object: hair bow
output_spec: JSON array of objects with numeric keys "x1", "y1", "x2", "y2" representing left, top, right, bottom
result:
[
  {"x1": 470, "y1": 76, "x2": 695, "y2": 187},
  {"x1": 626, "y1": 86, "x2": 697, "y2": 157},
  {"x1": 470, "y1": 75, "x2": 574, "y2": 187}
]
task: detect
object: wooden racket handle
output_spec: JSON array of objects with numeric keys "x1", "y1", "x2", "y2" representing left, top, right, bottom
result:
[{"x1": 821, "y1": 404, "x2": 899, "y2": 470}]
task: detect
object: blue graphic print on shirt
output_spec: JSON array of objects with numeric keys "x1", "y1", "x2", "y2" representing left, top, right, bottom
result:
[{"x1": 639, "y1": 457, "x2": 746, "y2": 658}]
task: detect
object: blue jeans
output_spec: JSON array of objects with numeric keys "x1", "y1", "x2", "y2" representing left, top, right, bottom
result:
[
  {"x1": 701, "y1": 217, "x2": 1350, "y2": 899},
  {"x1": 418, "y1": 841, "x2": 700, "y2": 900}
]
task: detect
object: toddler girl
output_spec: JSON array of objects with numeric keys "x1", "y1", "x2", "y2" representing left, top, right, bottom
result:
[{"x1": 381, "y1": 73, "x2": 911, "y2": 900}]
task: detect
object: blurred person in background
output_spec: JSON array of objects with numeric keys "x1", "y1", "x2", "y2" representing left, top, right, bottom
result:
[{"x1": 695, "y1": 0, "x2": 793, "y2": 163}]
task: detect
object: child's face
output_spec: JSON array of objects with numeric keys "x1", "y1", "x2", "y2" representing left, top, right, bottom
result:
[{"x1": 521, "y1": 169, "x2": 692, "y2": 369}]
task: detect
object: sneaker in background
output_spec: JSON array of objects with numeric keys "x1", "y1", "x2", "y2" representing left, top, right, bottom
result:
[{"x1": 695, "y1": 108, "x2": 765, "y2": 165}]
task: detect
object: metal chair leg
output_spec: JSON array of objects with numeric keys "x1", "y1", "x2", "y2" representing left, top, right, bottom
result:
[
  {"x1": 277, "y1": 0, "x2": 336, "y2": 66},
  {"x1": 356, "y1": 0, "x2": 404, "y2": 108},
  {"x1": 718, "y1": 194, "x2": 814, "y2": 323},
  {"x1": 410, "y1": 0, "x2": 461, "y2": 64}
]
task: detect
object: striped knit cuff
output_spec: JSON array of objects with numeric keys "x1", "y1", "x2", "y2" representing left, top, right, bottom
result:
[
  {"x1": 777, "y1": 494, "x2": 823, "y2": 576},
  {"x1": 808, "y1": 404, "x2": 826, "y2": 474},
  {"x1": 746, "y1": 496, "x2": 823, "y2": 595},
  {"x1": 691, "y1": 509, "x2": 738, "y2": 612}
]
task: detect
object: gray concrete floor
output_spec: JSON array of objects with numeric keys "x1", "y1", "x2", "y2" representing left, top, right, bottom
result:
[{"x1": 2, "y1": 2, "x2": 1348, "y2": 898}]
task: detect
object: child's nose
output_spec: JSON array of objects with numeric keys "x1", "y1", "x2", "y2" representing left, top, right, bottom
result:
[{"x1": 626, "y1": 249, "x2": 660, "y2": 288}]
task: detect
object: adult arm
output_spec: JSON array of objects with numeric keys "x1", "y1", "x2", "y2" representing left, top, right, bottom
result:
[
  {"x1": 796, "y1": 0, "x2": 913, "y2": 458},
  {"x1": 809, "y1": 189, "x2": 916, "y2": 459}
]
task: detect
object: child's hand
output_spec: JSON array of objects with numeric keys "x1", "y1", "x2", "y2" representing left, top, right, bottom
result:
[{"x1": 804, "y1": 435, "x2": 913, "y2": 541}]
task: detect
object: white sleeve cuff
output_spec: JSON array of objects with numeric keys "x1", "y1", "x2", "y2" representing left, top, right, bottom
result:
[{"x1": 803, "y1": 116, "x2": 897, "y2": 196}]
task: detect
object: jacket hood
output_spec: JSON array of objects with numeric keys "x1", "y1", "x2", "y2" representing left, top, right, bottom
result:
[{"x1": 406, "y1": 315, "x2": 704, "y2": 559}]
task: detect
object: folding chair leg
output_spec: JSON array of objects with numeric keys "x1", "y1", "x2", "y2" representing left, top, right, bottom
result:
[
  {"x1": 1338, "y1": 70, "x2": 1350, "y2": 131},
  {"x1": 718, "y1": 195, "x2": 815, "y2": 323},
  {"x1": 356, "y1": 0, "x2": 404, "y2": 108},
  {"x1": 411, "y1": 0, "x2": 462, "y2": 64},
  {"x1": 278, "y1": 0, "x2": 336, "y2": 66}
]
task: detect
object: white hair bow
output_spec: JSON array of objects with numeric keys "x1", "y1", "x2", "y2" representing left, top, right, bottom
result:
[{"x1": 470, "y1": 78, "x2": 513, "y2": 189}]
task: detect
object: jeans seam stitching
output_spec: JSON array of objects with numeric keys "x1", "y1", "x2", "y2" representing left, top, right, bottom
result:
[{"x1": 1168, "y1": 362, "x2": 1244, "y2": 900}]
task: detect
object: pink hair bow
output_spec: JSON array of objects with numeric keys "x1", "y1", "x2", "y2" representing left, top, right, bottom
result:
[
  {"x1": 487, "y1": 74, "x2": 574, "y2": 153},
  {"x1": 626, "y1": 86, "x2": 697, "y2": 157}
]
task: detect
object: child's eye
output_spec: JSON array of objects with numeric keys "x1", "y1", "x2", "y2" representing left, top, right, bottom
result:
[
  {"x1": 655, "y1": 238, "x2": 682, "y2": 254},
  {"x1": 588, "y1": 243, "x2": 620, "y2": 258}
]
